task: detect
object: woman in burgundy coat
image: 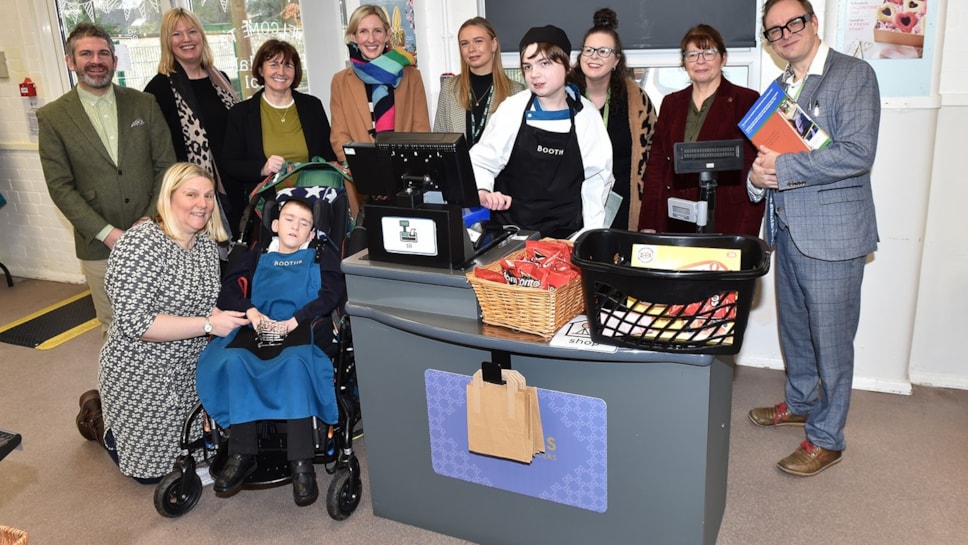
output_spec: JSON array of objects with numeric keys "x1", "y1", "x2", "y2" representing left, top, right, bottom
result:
[{"x1": 637, "y1": 24, "x2": 764, "y2": 236}]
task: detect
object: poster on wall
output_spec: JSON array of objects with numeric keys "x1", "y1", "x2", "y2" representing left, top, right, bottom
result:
[
  {"x1": 369, "y1": 0, "x2": 417, "y2": 55},
  {"x1": 838, "y1": 0, "x2": 935, "y2": 97}
]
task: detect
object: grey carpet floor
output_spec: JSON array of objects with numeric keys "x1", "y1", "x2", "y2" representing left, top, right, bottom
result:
[{"x1": 1, "y1": 278, "x2": 965, "y2": 544}]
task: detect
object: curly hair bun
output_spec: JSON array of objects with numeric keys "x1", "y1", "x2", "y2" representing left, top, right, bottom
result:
[{"x1": 593, "y1": 8, "x2": 618, "y2": 29}]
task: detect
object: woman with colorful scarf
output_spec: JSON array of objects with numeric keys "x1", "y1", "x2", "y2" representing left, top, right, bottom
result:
[
  {"x1": 145, "y1": 8, "x2": 239, "y2": 233},
  {"x1": 329, "y1": 4, "x2": 430, "y2": 219}
]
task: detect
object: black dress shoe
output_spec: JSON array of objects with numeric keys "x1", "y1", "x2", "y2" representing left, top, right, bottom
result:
[
  {"x1": 214, "y1": 453, "x2": 257, "y2": 495},
  {"x1": 290, "y1": 459, "x2": 318, "y2": 506}
]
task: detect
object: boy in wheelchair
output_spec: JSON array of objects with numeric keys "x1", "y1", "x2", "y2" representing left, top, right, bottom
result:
[{"x1": 196, "y1": 191, "x2": 346, "y2": 507}]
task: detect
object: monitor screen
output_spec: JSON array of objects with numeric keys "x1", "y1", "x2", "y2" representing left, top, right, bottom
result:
[
  {"x1": 342, "y1": 142, "x2": 396, "y2": 197},
  {"x1": 375, "y1": 132, "x2": 480, "y2": 208}
]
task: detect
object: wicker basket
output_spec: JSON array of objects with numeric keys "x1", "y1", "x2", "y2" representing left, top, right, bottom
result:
[
  {"x1": 0, "y1": 526, "x2": 28, "y2": 545},
  {"x1": 466, "y1": 245, "x2": 583, "y2": 338}
]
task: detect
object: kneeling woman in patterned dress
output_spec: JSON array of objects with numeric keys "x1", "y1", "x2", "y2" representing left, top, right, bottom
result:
[{"x1": 98, "y1": 163, "x2": 248, "y2": 483}]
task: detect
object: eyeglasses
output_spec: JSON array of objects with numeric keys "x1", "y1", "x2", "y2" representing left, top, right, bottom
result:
[
  {"x1": 763, "y1": 13, "x2": 813, "y2": 43},
  {"x1": 682, "y1": 49, "x2": 719, "y2": 63},
  {"x1": 580, "y1": 46, "x2": 615, "y2": 58},
  {"x1": 267, "y1": 61, "x2": 296, "y2": 71}
]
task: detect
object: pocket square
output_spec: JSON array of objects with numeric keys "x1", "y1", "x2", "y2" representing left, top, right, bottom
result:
[{"x1": 130, "y1": 118, "x2": 145, "y2": 128}]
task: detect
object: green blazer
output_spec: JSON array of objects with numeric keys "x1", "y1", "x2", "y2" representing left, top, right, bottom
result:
[{"x1": 38, "y1": 85, "x2": 175, "y2": 260}]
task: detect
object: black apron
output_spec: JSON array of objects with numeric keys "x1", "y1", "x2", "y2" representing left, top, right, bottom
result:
[{"x1": 493, "y1": 94, "x2": 585, "y2": 239}]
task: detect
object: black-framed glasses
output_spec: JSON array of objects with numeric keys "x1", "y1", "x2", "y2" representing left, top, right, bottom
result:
[
  {"x1": 763, "y1": 13, "x2": 813, "y2": 43},
  {"x1": 682, "y1": 49, "x2": 719, "y2": 63},
  {"x1": 581, "y1": 46, "x2": 615, "y2": 58}
]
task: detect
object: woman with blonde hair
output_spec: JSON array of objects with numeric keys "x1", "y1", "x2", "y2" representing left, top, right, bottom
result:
[
  {"x1": 330, "y1": 4, "x2": 430, "y2": 218},
  {"x1": 434, "y1": 17, "x2": 523, "y2": 145},
  {"x1": 144, "y1": 8, "x2": 239, "y2": 231},
  {"x1": 96, "y1": 163, "x2": 248, "y2": 483}
]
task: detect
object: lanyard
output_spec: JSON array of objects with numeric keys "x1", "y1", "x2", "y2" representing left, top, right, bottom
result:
[
  {"x1": 469, "y1": 85, "x2": 494, "y2": 144},
  {"x1": 585, "y1": 87, "x2": 610, "y2": 127}
]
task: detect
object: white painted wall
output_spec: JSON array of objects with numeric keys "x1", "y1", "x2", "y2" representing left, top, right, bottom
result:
[{"x1": 0, "y1": 0, "x2": 964, "y2": 393}]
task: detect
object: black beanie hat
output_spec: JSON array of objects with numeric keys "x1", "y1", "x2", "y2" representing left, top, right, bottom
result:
[{"x1": 519, "y1": 25, "x2": 571, "y2": 54}]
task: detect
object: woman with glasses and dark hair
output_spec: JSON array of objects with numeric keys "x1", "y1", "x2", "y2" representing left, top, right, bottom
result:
[
  {"x1": 637, "y1": 24, "x2": 763, "y2": 236},
  {"x1": 434, "y1": 17, "x2": 524, "y2": 146},
  {"x1": 222, "y1": 40, "x2": 337, "y2": 233},
  {"x1": 569, "y1": 8, "x2": 657, "y2": 230}
]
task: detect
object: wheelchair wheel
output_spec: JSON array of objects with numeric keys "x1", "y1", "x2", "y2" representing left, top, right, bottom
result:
[
  {"x1": 154, "y1": 468, "x2": 203, "y2": 517},
  {"x1": 325, "y1": 467, "x2": 362, "y2": 520}
]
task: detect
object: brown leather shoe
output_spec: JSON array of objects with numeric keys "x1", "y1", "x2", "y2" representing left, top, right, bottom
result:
[
  {"x1": 76, "y1": 389, "x2": 104, "y2": 443},
  {"x1": 777, "y1": 440, "x2": 842, "y2": 476},
  {"x1": 748, "y1": 402, "x2": 807, "y2": 427}
]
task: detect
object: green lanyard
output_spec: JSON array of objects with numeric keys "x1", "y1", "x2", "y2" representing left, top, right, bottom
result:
[{"x1": 469, "y1": 85, "x2": 494, "y2": 144}]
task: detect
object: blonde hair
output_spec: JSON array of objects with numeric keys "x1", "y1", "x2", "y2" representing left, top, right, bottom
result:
[
  {"x1": 456, "y1": 17, "x2": 515, "y2": 113},
  {"x1": 156, "y1": 163, "x2": 229, "y2": 243},
  {"x1": 345, "y1": 4, "x2": 390, "y2": 43},
  {"x1": 157, "y1": 8, "x2": 215, "y2": 75}
]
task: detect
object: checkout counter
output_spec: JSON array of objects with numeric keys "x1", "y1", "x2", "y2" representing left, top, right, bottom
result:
[{"x1": 342, "y1": 236, "x2": 733, "y2": 545}]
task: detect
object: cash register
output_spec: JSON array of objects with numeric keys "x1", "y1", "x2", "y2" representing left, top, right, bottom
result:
[{"x1": 343, "y1": 133, "x2": 516, "y2": 269}]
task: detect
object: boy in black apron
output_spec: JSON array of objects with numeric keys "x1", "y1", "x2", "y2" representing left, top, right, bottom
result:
[{"x1": 470, "y1": 25, "x2": 614, "y2": 239}]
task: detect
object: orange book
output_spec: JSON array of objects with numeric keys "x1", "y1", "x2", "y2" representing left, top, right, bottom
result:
[{"x1": 738, "y1": 81, "x2": 830, "y2": 154}]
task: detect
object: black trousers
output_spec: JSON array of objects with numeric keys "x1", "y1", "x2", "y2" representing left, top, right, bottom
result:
[{"x1": 227, "y1": 417, "x2": 315, "y2": 461}]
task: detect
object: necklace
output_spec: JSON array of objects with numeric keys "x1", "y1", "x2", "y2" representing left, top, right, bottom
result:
[
  {"x1": 469, "y1": 86, "x2": 494, "y2": 144},
  {"x1": 278, "y1": 103, "x2": 293, "y2": 123},
  {"x1": 471, "y1": 83, "x2": 493, "y2": 107},
  {"x1": 263, "y1": 94, "x2": 295, "y2": 123}
]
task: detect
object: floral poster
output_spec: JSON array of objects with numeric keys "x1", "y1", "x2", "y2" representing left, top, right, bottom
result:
[{"x1": 370, "y1": 0, "x2": 416, "y2": 55}]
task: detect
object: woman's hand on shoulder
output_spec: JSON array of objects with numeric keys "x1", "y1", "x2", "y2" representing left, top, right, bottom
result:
[{"x1": 209, "y1": 307, "x2": 249, "y2": 337}]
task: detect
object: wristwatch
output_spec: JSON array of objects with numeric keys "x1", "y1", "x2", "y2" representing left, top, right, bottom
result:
[{"x1": 203, "y1": 316, "x2": 213, "y2": 334}]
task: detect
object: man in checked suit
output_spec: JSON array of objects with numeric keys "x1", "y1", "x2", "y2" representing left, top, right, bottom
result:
[
  {"x1": 39, "y1": 22, "x2": 175, "y2": 331},
  {"x1": 747, "y1": 0, "x2": 880, "y2": 476}
]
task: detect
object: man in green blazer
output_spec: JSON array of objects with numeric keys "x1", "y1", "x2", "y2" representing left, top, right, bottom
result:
[{"x1": 39, "y1": 22, "x2": 175, "y2": 330}]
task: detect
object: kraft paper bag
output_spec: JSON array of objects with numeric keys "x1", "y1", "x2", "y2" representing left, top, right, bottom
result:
[
  {"x1": 502, "y1": 370, "x2": 545, "y2": 454},
  {"x1": 466, "y1": 369, "x2": 544, "y2": 463}
]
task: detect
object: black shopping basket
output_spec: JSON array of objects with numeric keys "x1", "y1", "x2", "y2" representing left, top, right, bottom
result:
[{"x1": 571, "y1": 229, "x2": 771, "y2": 355}]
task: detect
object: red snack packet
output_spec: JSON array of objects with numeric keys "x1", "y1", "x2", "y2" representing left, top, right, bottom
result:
[{"x1": 474, "y1": 268, "x2": 507, "y2": 284}]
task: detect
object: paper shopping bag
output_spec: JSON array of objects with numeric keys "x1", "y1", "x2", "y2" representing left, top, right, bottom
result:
[
  {"x1": 466, "y1": 369, "x2": 544, "y2": 463},
  {"x1": 502, "y1": 370, "x2": 545, "y2": 454}
]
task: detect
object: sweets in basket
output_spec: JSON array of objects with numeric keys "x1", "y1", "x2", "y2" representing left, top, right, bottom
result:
[
  {"x1": 599, "y1": 291, "x2": 740, "y2": 346},
  {"x1": 467, "y1": 239, "x2": 583, "y2": 338},
  {"x1": 572, "y1": 229, "x2": 771, "y2": 355}
]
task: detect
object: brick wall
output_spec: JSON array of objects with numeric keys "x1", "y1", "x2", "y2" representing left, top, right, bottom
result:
[{"x1": 0, "y1": 2, "x2": 83, "y2": 283}]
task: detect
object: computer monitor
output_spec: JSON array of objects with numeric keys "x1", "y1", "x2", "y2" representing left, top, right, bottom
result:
[
  {"x1": 341, "y1": 142, "x2": 395, "y2": 197},
  {"x1": 376, "y1": 132, "x2": 480, "y2": 208}
]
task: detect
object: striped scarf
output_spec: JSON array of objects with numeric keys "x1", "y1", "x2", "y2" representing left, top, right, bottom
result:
[{"x1": 347, "y1": 43, "x2": 415, "y2": 134}]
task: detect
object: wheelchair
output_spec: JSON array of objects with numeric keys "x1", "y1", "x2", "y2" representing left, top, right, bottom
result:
[{"x1": 154, "y1": 165, "x2": 363, "y2": 520}]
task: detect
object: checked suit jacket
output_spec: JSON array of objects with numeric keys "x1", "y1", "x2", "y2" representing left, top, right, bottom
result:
[
  {"x1": 38, "y1": 84, "x2": 175, "y2": 261},
  {"x1": 771, "y1": 48, "x2": 880, "y2": 261}
]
